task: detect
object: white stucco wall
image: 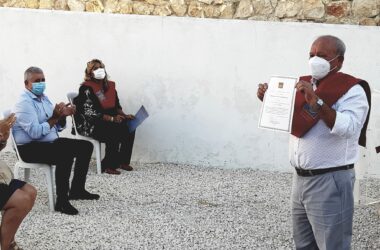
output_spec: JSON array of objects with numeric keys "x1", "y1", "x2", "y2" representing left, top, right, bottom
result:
[{"x1": 0, "y1": 8, "x2": 379, "y2": 172}]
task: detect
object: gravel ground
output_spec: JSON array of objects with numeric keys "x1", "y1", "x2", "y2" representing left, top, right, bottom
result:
[{"x1": 1, "y1": 152, "x2": 380, "y2": 250}]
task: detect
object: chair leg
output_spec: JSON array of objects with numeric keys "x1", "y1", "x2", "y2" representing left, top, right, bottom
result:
[
  {"x1": 24, "y1": 168, "x2": 31, "y2": 183},
  {"x1": 44, "y1": 167, "x2": 55, "y2": 212},
  {"x1": 95, "y1": 142, "x2": 102, "y2": 174},
  {"x1": 52, "y1": 166, "x2": 56, "y2": 196},
  {"x1": 14, "y1": 165, "x2": 20, "y2": 179}
]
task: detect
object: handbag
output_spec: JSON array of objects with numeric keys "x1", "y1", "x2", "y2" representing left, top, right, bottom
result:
[{"x1": 0, "y1": 160, "x2": 13, "y2": 185}]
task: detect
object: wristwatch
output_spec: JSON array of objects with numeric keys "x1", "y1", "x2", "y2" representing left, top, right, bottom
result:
[{"x1": 316, "y1": 98, "x2": 324, "y2": 108}]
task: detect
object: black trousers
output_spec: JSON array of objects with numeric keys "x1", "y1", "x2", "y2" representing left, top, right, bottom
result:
[
  {"x1": 18, "y1": 138, "x2": 93, "y2": 201},
  {"x1": 93, "y1": 119, "x2": 135, "y2": 170}
]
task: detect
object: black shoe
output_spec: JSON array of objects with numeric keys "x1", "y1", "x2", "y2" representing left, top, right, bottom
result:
[
  {"x1": 55, "y1": 200, "x2": 79, "y2": 215},
  {"x1": 120, "y1": 164, "x2": 133, "y2": 171},
  {"x1": 69, "y1": 190, "x2": 100, "y2": 200},
  {"x1": 103, "y1": 168, "x2": 121, "y2": 175}
]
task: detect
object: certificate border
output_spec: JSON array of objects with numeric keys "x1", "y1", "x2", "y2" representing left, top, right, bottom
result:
[{"x1": 258, "y1": 76, "x2": 298, "y2": 133}]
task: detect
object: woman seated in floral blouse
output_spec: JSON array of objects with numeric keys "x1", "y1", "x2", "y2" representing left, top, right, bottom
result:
[{"x1": 73, "y1": 59, "x2": 136, "y2": 175}]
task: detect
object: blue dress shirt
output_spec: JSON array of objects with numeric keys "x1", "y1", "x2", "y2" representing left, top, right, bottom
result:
[{"x1": 13, "y1": 90, "x2": 62, "y2": 145}]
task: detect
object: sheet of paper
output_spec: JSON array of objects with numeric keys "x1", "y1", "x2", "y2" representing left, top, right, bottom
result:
[
  {"x1": 258, "y1": 76, "x2": 298, "y2": 133},
  {"x1": 127, "y1": 105, "x2": 149, "y2": 133}
]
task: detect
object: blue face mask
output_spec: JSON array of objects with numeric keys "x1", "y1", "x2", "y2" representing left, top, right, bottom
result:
[{"x1": 31, "y1": 82, "x2": 46, "y2": 96}]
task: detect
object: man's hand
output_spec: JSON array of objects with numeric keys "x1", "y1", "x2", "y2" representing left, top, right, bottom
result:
[
  {"x1": 257, "y1": 83, "x2": 268, "y2": 101},
  {"x1": 61, "y1": 103, "x2": 76, "y2": 116},
  {"x1": 125, "y1": 114, "x2": 135, "y2": 120},
  {"x1": 0, "y1": 113, "x2": 16, "y2": 150},
  {"x1": 295, "y1": 80, "x2": 319, "y2": 111},
  {"x1": 296, "y1": 80, "x2": 337, "y2": 129},
  {"x1": 52, "y1": 103, "x2": 66, "y2": 119},
  {"x1": 49, "y1": 102, "x2": 67, "y2": 128}
]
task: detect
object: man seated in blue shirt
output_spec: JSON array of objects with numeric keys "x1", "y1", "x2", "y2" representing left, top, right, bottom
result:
[{"x1": 12, "y1": 66, "x2": 99, "y2": 215}]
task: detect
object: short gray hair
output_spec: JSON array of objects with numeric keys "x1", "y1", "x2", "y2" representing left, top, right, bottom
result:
[
  {"x1": 316, "y1": 35, "x2": 346, "y2": 56},
  {"x1": 24, "y1": 66, "x2": 43, "y2": 82}
]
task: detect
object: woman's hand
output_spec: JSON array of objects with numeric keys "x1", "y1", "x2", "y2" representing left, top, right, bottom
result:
[
  {"x1": 103, "y1": 114, "x2": 124, "y2": 123},
  {"x1": 117, "y1": 109, "x2": 134, "y2": 120},
  {"x1": 114, "y1": 115, "x2": 125, "y2": 123}
]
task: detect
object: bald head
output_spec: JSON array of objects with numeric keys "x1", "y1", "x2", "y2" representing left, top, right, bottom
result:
[
  {"x1": 309, "y1": 35, "x2": 345, "y2": 73},
  {"x1": 313, "y1": 35, "x2": 346, "y2": 57}
]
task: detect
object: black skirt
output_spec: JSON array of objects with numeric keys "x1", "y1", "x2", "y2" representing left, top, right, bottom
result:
[{"x1": 0, "y1": 179, "x2": 26, "y2": 210}]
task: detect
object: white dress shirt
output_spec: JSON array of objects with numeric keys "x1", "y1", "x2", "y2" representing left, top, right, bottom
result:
[{"x1": 289, "y1": 84, "x2": 369, "y2": 169}]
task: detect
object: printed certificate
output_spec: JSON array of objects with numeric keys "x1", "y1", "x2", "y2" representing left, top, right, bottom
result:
[{"x1": 258, "y1": 76, "x2": 298, "y2": 133}]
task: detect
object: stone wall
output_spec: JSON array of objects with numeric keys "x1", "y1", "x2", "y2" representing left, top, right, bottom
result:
[{"x1": 1, "y1": 0, "x2": 380, "y2": 25}]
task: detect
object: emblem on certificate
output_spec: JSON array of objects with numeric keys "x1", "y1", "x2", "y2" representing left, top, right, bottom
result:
[{"x1": 258, "y1": 76, "x2": 298, "y2": 133}]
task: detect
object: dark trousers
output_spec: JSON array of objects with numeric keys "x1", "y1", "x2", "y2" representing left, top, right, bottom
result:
[
  {"x1": 93, "y1": 119, "x2": 135, "y2": 170},
  {"x1": 18, "y1": 138, "x2": 93, "y2": 201}
]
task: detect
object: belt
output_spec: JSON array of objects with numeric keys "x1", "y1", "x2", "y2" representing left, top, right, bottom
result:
[{"x1": 295, "y1": 164, "x2": 354, "y2": 177}]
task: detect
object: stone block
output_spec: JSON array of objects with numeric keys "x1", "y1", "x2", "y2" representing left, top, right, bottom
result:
[
  {"x1": 275, "y1": 0, "x2": 301, "y2": 18},
  {"x1": 359, "y1": 17, "x2": 378, "y2": 26},
  {"x1": 301, "y1": 0, "x2": 325, "y2": 19},
  {"x1": 3, "y1": 0, "x2": 26, "y2": 8},
  {"x1": 170, "y1": 0, "x2": 187, "y2": 16},
  {"x1": 188, "y1": 1, "x2": 204, "y2": 17},
  {"x1": 146, "y1": 0, "x2": 169, "y2": 6},
  {"x1": 153, "y1": 3, "x2": 172, "y2": 15},
  {"x1": 104, "y1": 0, "x2": 119, "y2": 13},
  {"x1": 220, "y1": 2, "x2": 235, "y2": 18},
  {"x1": 54, "y1": 0, "x2": 69, "y2": 10},
  {"x1": 234, "y1": 0, "x2": 253, "y2": 18},
  {"x1": 25, "y1": 0, "x2": 39, "y2": 8},
  {"x1": 133, "y1": 1, "x2": 155, "y2": 15},
  {"x1": 39, "y1": 0, "x2": 53, "y2": 9},
  {"x1": 119, "y1": 0, "x2": 133, "y2": 14},
  {"x1": 352, "y1": 0, "x2": 380, "y2": 18},
  {"x1": 198, "y1": 0, "x2": 213, "y2": 5},
  {"x1": 68, "y1": 0, "x2": 85, "y2": 11},
  {"x1": 252, "y1": 0, "x2": 274, "y2": 16},
  {"x1": 204, "y1": 5, "x2": 222, "y2": 17},
  {"x1": 85, "y1": 0, "x2": 104, "y2": 12},
  {"x1": 326, "y1": 1, "x2": 350, "y2": 18}
]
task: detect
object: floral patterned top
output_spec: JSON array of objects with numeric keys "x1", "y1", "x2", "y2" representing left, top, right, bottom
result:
[{"x1": 72, "y1": 84, "x2": 122, "y2": 137}]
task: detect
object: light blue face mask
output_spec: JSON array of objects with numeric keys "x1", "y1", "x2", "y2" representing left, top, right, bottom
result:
[{"x1": 31, "y1": 82, "x2": 46, "y2": 96}]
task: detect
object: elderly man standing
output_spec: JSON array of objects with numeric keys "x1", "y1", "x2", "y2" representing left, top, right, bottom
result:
[
  {"x1": 257, "y1": 35, "x2": 370, "y2": 249},
  {"x1": 13, "y1": 66, "x2": 100, "y2": 215}
]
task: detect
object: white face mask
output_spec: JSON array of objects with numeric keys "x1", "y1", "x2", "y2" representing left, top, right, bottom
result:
[
  {"x1": 308, "y1": 55, "x2": 339, "y2": 80},
  {"x1": 93, "y1": 68, "x2": 106, "y2": 80}
]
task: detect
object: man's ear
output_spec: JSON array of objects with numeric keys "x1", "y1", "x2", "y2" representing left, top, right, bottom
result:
[
  {"x1": 24, "y1": 80, "x2": 28, "y2": 85},
  {"x1": 336, "y1": 56, "x2": 344, "y2": 70}
]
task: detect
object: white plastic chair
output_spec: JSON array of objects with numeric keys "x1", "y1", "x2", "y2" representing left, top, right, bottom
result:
[
  {"x1": 3, "y1": 110, "x2": 56, "y2": 211},
  {"x1": 67, "y1": 92, "x2": 102, "y2": 174}
]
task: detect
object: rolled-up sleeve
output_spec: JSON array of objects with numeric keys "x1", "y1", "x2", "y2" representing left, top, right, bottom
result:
[
  {"x1": 331, "y1": 85, "x2": 369, "y2": 138},
  {"x1": 14, "y1": 101, "x2": 51, "y2": 139}
]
